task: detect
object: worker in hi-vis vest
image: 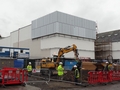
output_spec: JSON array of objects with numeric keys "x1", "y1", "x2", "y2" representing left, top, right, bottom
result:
[
  {"x1": 57, "y1": 62, "x2": 64, "y2": 80},
  {"x1": 74, "y1": 65, "x2": 80, "y2": 85},
  {"x1": 27, "y1": 62, "x2": 32, "y2": 76}
]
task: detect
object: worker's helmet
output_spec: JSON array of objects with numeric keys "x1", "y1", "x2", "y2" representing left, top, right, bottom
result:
[
  {"x1": 106, "y1": 62, "x2": 109, "y2": 64},
  {"x1": 74, "y1": 65, "x2": 77, "y2": 67},
  {"x1": 59, "y1": 62, "x2": 63, "y2": 64},
  {"x1": 29, "y1": 62, "x2": 31, "y2": 64}
]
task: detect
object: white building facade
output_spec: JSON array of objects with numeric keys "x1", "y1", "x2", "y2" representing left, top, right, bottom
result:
[{"x1": 0, "y1": 11, "x2": 97, "y2": 59}]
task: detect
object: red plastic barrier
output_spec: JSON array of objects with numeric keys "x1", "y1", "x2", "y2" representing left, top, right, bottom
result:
[
  {"x1": 88, "y1": 71, "x2": 113, "y2": 85},
  {"x1": 99, "y1": 71, "x2": 112, "y2": 83},
  {"x1": 112, "y1": 71, "x2": 120, "y2": 81},
  {"x1": 0, "y1": 67, "x2": 28, "y2": 87},
  {"x1": 2, "y1": 67, "x2": 17, "y2": 70},
  {"x1": 88, "y1": 71, "x2": 100, "y2": 84}
]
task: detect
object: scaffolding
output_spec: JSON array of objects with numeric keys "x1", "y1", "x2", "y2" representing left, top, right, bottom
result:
[{"x1": 95, "y1": 42, "x2": 112, "y2": 60}]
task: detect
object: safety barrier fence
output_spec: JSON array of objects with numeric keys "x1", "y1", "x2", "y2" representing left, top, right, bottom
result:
[
  {"x1": 88, "y1": 71, "x2": 120, "y2": 85},
  {"x1": 0, "y1": 67, "x2": 28, "y2": 87}
]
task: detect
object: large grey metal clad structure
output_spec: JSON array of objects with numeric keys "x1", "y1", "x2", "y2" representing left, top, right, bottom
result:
[{"x1": 32, "y1": 11, "x2": 96, "y2": 39}]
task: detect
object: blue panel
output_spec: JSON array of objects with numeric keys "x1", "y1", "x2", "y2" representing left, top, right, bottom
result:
[
  {"x1": 64, "y1": 60, "x2": 77, "y2": 66},
  {"x1": 14, "y1": 59, "x2": 24, "y2": 68},
  {"x1": 0, "y1": 51, "x2": 10, "y2": 57},
  {"x1": 5, "y1": 51, "x2": 10, "y2": 57},
  {"x1": 64, "y1": 65, "x2": 74, "y2": 70}
]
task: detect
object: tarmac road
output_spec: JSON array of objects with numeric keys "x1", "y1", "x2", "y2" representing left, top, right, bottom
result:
[
  {"x1": 0, "y1": 85, "x2": 41, "y2": 90},
  {"x1": 1, "y1": 82, "x2": 120, "y2": 90}
]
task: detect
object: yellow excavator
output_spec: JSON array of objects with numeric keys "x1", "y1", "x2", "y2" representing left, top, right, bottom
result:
[
  {"x1": 40, "y1": 44, "x2": 117, "y2": 75},
  {"x1": 40, "y1": 44, "x2": 80, "y2": 75}
]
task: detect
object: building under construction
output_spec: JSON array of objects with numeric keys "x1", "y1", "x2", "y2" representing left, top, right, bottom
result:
[{"x1": 95, "y1": 29, "x2": 120, "y2": 61}]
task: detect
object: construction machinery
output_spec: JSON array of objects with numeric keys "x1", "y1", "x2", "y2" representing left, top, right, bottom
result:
[
  {"x1": 40, "y1": 44, "x2": 81, "y2": 75},
  {"x1": 40, "y1": 44, "x2": 118, "y2": 76}
]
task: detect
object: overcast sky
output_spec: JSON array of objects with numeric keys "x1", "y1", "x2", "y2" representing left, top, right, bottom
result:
[{"x1": 0, "y1": 0, "x2": 120, "y2": 37}]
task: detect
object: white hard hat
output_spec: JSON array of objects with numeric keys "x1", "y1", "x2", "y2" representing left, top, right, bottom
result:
[
  {"x1": 74, "y1": 65, "x2": 77, "y2": 67},
  {"x1": 59, "y1": 62, "x2": 63, "y2": 64},
  {"x1": 29, "y1": 62, "x2": 31, "y2": 64},
  {"x1": 106, "y1": 62, "x2": 108, "y2": 64}
]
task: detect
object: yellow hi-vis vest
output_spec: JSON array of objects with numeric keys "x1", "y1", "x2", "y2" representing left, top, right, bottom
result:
[
  {"x1": 27, "y1": 65, "x2": 32, "y2": 71},
  {"x1": 75, "y1": 68, "x2": 80, "y2": 78},
  {"x1": 57, "y1": 65, "x2": 64, "y2": 76}
]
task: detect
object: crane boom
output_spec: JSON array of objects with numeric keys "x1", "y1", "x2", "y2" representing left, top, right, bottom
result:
[{"x1": 56, "y1": 44, "x2": 79, "y2": 64}]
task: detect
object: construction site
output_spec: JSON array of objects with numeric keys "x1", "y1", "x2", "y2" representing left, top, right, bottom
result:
[{"x1": 0, "y1": 11, "x2": 120, "y2": 90}]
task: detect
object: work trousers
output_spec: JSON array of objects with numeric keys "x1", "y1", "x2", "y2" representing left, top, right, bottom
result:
[
  {"x1": 28, "y1": 71, "x2": 32, "y2": 77},
  {"x1": 75, "y1": 77, "x2": 79, "y2": 85},
  {"x1": 58, "y1": 75, "x2": 63, "y2": 80}
]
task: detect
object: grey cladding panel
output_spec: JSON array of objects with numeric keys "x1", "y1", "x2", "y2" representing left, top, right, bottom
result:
[
  {"x1": 93, "y1": 31, "x2": 96, "y2": 39},
  {"x1": 74, "y1": 17, "x2": 80, "y2": 26},
  {"x1": 46, "y1": 25, "x2": 50, "y2": 34},
  {"x1": 36, "y1": 28, "x2": 41, "y2": 38},
  {"x1": 79, "y1": 27, "x2": 85, "y2": 37},
  {"x1": 73, "y1": 27, "x2": 79, "y2": 36},
  {"x1": 32, "y1": 11, "x2": 96, "y2": 39},
  {"x1": 57, "y1": 12, "x2": 67, "y2": 23},
  {"x1": 49, "y1": 12, "x2": 57, "y2": 23},
  {"x1": 32, "y1": 20, "x2": 37, "y2": 30},
  {"x1": 37, "y1": 17, "x2": 43, "y2": 27},
  {"x1": 90, "y1": 21, "x2": 96, "y2": 30},
  {"x1": 66, "y1": 14, "x2": 74, "y2": 25},
  {"x1": 44, "y1": 15, "x2": 49, "y2": 25}
]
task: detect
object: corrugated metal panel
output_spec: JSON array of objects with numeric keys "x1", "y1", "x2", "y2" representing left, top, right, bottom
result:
[
  {"x1": 57, "y1": 12, "x2": 67, "y2": 23},
  {"x1": 93, "y1": 30, "x2": 96, "y2": 39},
  {"x1": 85, "y1": 29, "x2": 90, "y2": 38},
  {"x1": 43, "y1": 15, "x2": 49, "y2": 25},
  {"x1": 79, "y1": 27, "x2": 85, "y2": 37},
  {"x1": 46, "y1": 25, "x2": 50, "y2": 34},
  {"x1": 90, "y1": 21, "x2": 96, "y2": 30},
  {"x1": 63, "y1": 24, "x2": 68, "y2": 34},
  {"x1": 48, "y1": 23, "x2": 54, "y2": 33},
  {"x1": 41, "y1": 26, "x2": 46, "y2": 36},
  {"x1": 49, "y1": 12, "x2": 57, "y2": 23},
  {"x1": 32, "y1": 20, "x2": 37, "y2": 30},
  {"x1": 85, "y1": 29, "x2": 93, "y2": 38},
  {"x1": 36, "y1": 28, "x2": 41, "y2": 38},
  {"x1": 55, "y1": 22, "x2": 59, "y2": 33},
  {"x1": 78, "y1": 17, "x2": 83, "y2": 27},
  {"x1": 73, "y1": 27, "x2": 79, "y2": 36},
  {"x1": 66, "y1": 14, "x2": 74, "y2": 25},
  {"x1": 74, "y1": 17, "x2": 79, "y2": 26},
  {"x1": 32, "y1": 11, "x2": 96, "y2": 39},
  {"x1": 40, "y1": 17, "x2": 44, "y2": 27}
]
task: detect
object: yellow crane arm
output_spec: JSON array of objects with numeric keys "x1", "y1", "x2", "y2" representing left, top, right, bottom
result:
[{"x1": 56, "y1": 44, "x2": 79, "y2": 64}]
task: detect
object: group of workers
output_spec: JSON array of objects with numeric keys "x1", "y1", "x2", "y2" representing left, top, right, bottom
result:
[
  {"x1": 26, "y1": 60, "x2": 114, "y2": 86},
  {"x1": 57, "y1": 62, "x2": 80, "y2": 85},
  {"x1": 26, "y1": 61, "x2": 80, "y2": 85}
]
